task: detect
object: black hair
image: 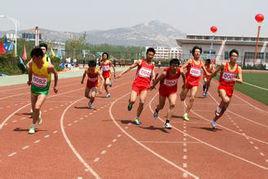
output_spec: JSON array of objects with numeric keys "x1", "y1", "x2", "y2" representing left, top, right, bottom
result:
[
  {"x1": 146, "y1": 47, "x2": 156, "y2": 54},
  {"x1": 30, "y1": 47, "x2": 44, "y2": 58},
  {"x1": 205, "y1": 59, "x2": 211, "y2": 64},
  {"x1": 191, "y1": 46, "x2": 202, "y2": 55},
  {"x1": 102, "y1": 52, "x2": 109, "y2": 59},
  {"x1": 88, "y1": 60, "x2": 97, "y2": 67},
  {"x1": 39, "y1": 43, "x2": 48, "y2": 50},
  {"x1": 170, "y1": 58, "x2": 180, "y2": 66},
  {"x1": 229, "y1": 49, "x2": 239, "y2": 57}
]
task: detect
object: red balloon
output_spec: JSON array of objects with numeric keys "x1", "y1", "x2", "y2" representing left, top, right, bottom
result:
[
  {"x1": 210, "y1": 26, "x2": 217, "y2": 33},
  {"x1": 255, "y1": 14, "x2": 264, "y2": 23}
]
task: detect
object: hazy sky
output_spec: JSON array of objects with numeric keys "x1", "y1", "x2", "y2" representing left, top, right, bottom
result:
[{"x1": 0, "y1": 0, "x2": 267, "y2": 36}]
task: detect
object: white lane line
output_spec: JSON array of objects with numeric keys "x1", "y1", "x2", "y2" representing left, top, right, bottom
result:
[
  {"x1": 117, "y1": 134, "x2": 121, "y2": 138},
  {"x1": 44, "y1": 135, "x2": 50, "y2": 138},
  {"x1": 8, "y1": 152, "x2": 17, "y2": 157},
  {"x1": 112, "y1": 139, "x2": 117, "y2": 143},
  {"x1": 60, "y1": 97, "x2": 100, "y2": 179},
  {"x1": 190, "y1": 102, "x2": 268, "y2": 145},
  {"x1": 93, "y1": 158, "x2": 100, "y2": 163},
  {"x1": 149, "y1": 93, "x2": 268, "y2": 170},
  {"x1": 34, "y1": 139, "x2": 41, "y2": 144},
  {"x1": 53, "y1": 130, "x2": 58, "y2": 134},
  {"x1": 74, "y1": 120, "x2": 78, "y2": 123},
  {"x1": 208, "y1": 92, "x2": 268, "y2": 128},
  {"x1": 183, "y1": 163, "x2": 188, "y2": 168},
  {"x1": 139, "y1": 141, "x2": 200, "y2": 144},
  {"x1": 0, "y1": 87, "x2": 85, "y2": 131},
  {"x1": 107, "y1": 144, "x2": 112, "y2": 148},
  {"x1": 183, "y1": 173, "x2": 188, "y2": 178},
  {"x1": 109, "y1": 93, "x2": 200, "y2": 179},
  {"x1": 100, "y1": 150, "x2": 107, "y2": 155},
  {"x1": 22, "y1": 145, "x2": 30, "y2": 150}
]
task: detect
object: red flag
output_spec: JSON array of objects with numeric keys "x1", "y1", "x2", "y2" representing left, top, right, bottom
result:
[
  {"x1": 22, "y1": 45, "x2": 27, "y2": 61},
  {"x1": 0, "y1": 41, "x2": 6, "y2": 55}
]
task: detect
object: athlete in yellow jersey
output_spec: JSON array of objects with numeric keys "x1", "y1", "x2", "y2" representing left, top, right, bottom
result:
[{"x1": 27, "y1": 47, "x2": 58, "y2": 134}]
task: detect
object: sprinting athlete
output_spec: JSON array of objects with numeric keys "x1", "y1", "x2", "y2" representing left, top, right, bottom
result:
[
  {"x1": 117, "y1": 48, "x2": 156, "y2": 125},
  {"x1": 151, "y1": 58, "x2": 185, "y2": 129},
  {"x1": 210, "y1": 49, "x2": 243, "y2": 129}
]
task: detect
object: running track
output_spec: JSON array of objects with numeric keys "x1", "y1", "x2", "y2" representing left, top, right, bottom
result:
[{"x1": 0, "y1": 71, "x2": 268, "y2": 179}]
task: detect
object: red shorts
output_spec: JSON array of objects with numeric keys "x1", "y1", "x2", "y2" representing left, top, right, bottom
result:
[
  {"x1": 132, "y1": 84, "x2": 148, "y2": 95},
  {"x1": 87, "y1": 81, "x2": 97, "y2": 89},
  {"x1": 185, "y1": 82, "x2": 199, "y2": 89},
  {"x1": 102, "y1": 71, "x2": 111, "y2": 79},
  {"x1": 218, "y1": 85, "x2": 234, "y2": 97},
  {"x1": 159, "y1": 89, "x2": 177, "y2": 97}
]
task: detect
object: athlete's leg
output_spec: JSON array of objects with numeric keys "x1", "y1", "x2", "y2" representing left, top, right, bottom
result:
[
  {"x1": 153, "y1": 95, "x2": 166, "y2": 119},
  {"x1": 84, "y1": 87, "x2": 90, "y2": 99},
  {"x1": 180, "y1": 87, "x2": 189, "y2": 101},
  {"x1": 136, "y1": 90, "x2": 148, "y2": 118},
  {"x1": 185, "y1": 86, "x2": 198, "y2": 114},
  {"x1": 156, "y1": 95, "x2": 166, "y2": 112},
  {"x1": 90, "y1": 87, "x2": 97, "y2": 104},
  {"x1": 104, "y1": 78, "x2": 111, "y2": 96},
  {"x1": 32, "y1": 94, "x2": 46, "y2": 124},
  {"x1": 127, "y1": 90, "x2": 138, "y2": 111},
  {"x1": 31, "y1": 93, "x2": 38, "y2": 115},
  {"x1": 167, "y1": 93, "x2": 177, "y2": 121},
  {"x1": 214, "y1": 89, "x2": 230, "y2": 120}
]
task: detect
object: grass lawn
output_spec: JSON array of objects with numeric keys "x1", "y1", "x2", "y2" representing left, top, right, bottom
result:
[{"x1": 235, "y1": 72, "x2": 268, "y2": 105}]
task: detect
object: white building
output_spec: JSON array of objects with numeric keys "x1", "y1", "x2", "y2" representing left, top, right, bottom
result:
[
  {"x1": 176, "y1": 35, "x2": 268, "y2": 66},
  {"x1": 146, "y1": 46, "x2": 182, "y2": 60}
]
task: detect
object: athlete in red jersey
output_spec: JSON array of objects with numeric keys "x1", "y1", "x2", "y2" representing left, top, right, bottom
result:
[
  {"x1": 151, "y1": 58, "x2": 185, "y2": 129},
  {"x1": 210, "y1": 49, "x2": 243, "y2": 129},
  {"x1": 81, "y1": 60, "x2": 104, "y2": 109},
  {"x1": 180, "y1": 46, "x2": 211, "y2": 121},
  {"x1": 100, "y1": 52, "x2": 115, "y2": 98},
  {"x1": 202, "y1": 59, "x2": 215, "y2": 97},
  {"x1": 117, "y1": 48, "x2": 156, "y2": 125}
]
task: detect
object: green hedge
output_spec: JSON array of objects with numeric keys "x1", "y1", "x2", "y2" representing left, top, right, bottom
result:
[{"x1": 0, "y1": 54, "x2": 24, "y2": 75}]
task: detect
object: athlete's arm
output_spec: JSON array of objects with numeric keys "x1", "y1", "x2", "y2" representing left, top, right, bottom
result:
[
  {"x1": 110, "y1": 61, "x2": 116, "y2": 78},
  {"x1": 211, "y1": 63, "x2": 225, "y2": 78},
  {"x1": 98, "y1": 70, "x2": 105, "y2": 92},
  {"x1": 117, "y1": 60, "x2": 141, "y2": 78},
  {"x1": 81, "y1": 70, "x2": 87, "y2": 84},
  {"x1": 27, "y1": 62, "x2": 33, "y2": 86},
  {"x1": 233, "y1": 66, "x2": 243, "y2": 83},
  {"x1": 201, "y1": 61, "x2": 211, "y2": 76},
  {"x1": 180, "y1": 67, "x2": 186, "y2": 87},
  {"x1": 151, "y1": 71, "x2": 167, "y2": 90},
  {"x1": 180, "y1": 59, "x2": 192, "y2": 71},
  {"x1": 48, "y1": 65, "x2": 58, "y2": 93}
]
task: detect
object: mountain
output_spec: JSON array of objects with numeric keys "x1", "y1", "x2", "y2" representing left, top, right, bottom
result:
[
  {"x1": 15, "y1": 20, "x2": 185, "y2": 47},
  {"x1": 85, "y1": 20, "x2": 185, "y2": 46}
]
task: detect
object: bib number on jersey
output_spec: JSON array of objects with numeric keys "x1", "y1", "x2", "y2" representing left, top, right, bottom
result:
[
  {"x1": 88, "y1": 77, "x2": 98, "y2": 82},
  {"x1": 102, "y1": 65, "x2": 110, "y2": 71},
  {"x1": 163, "y1": 79, "x2": 177, "y2": 87},
  {"x1": 222, "y1": 72, "x2": 236, "y2": 82},
  {"x1": 32, "y1": 75, "x2": 47, "y2": 88},
  {"x1": 189, "y1": 67, "x2": 201, "y2": 77},
  {"x1": 138, "y1": 67, "x2": 152, "y2": 78}
]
